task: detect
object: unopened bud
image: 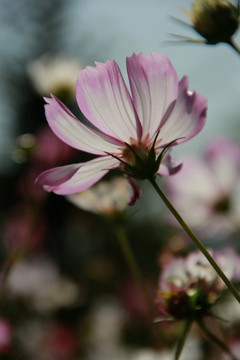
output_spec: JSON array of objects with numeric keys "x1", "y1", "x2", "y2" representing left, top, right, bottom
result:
[{"x1": 185, "y1": 0, "x2": 239, "y2": 44}]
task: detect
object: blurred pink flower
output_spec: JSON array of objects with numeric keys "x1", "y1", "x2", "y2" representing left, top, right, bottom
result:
[
  {"x1": 17, "y1": 126, "x2": 77, "y2": 201},
  {"x1": 219, "y1": 339, "x2": 240, "y2": 360},
  {"x1": 16, "y1": 320, "x2": 78, "y2": 360},
  {"x1": 34, "y1": 126, "x2": 76, "y2": 168},
  {"x1": 36, "y1": 52, "x2": 206, "y2": 195},
  {"x1": 156, "y1": 247, "x2": 240, "y2": 320},
  {"x1": 45, "y1": 324, "x2": 77, "y2": 359},
  {"x1": 0, "y1": 319, "x2": 12, "y2": 353},
  {"x1": 166, "y1": 138, "x2": 240, "y2": 237},
  {"x1": 3, "y1": 206, "x2": 46, "y2": 254},
  {"x1": 119, "y1": 277, "x2": 155, "y2": 323}
]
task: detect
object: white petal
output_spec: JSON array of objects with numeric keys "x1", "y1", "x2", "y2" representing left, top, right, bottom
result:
[
  {"x1": 45, "y1": 95, "x2": 123, "y2": 155},
  {"x1": 36, "y1": 156, "x2": 119, "y2": 195},
  {"x1": 76, "y1": 60, "x2": 141, "y2": 142},
  {"x1": 127, "y1": 53, "x2": 178, "y2": 138},
  {"x1": 158, "y1": 76, "x2": 207, "y2": 147}
]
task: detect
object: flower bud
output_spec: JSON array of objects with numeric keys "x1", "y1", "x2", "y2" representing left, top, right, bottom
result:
[{"x1": 185, "y1": 0, "x2": 239, "y2": 44}]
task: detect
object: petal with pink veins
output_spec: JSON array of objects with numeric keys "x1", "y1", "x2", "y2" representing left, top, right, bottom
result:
[
  {"x1": 76, "y1": 60, "x2": 141, "y2": 142},
  {"x1": 36, "y1": 156, "x2": 119, "y2": 195},
  {"x1": 36, "y1": 163, "x2": 80, "y2": 187},
  {"x1": 127, "y1": 177, "x2": 141, "y2": 206},
  {"x1": 126, "y1": 53, "x2": 178, "y2": 138},
  {"x1": 158, "y1": 76, "x2": 207, "y2": 147},
  {"x1": 157, "y1": 152, "x2": 182, "y2": 176},
  {"x1": 45, "y1": 95, "x2": 123, "y2": 155}
]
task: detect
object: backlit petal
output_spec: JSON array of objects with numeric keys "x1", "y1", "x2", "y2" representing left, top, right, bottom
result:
[
  {"x1": 127, "y1": 53, "x2": 178, "y2": 138},
  {"x1": 36, "y1": 156, "x2": 119, "y2": 195},
  {"x1": 157, "y1": 151, "x2": 182, "y2": 176},
  {"x1": 76, "y1": 60, "x2": 141, "y2": 142},
  {"x1": 158, "y1": 76, "x2": 207, "y2": 147},
  {"x1": 206, "y1": 138, "x2": 240, "y2": 193},
  {"x1": 45, "y1": 95, "x2": 123, "y2": 155}
]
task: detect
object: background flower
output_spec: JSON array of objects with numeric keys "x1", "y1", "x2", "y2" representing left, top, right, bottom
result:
[
  {"x1": 166, "y1": 137, "x2": 240, "y2": 238},
  {"x1": 28, "y1": 54, "x2": 84, "y2": 100},
  {"x1": 156, "y1": 247, "x2": 240, "y2": 320}
]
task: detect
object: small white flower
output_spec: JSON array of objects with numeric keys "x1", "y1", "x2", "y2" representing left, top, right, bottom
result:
[
  {"x1": 28, "y1": 54, "x2": 83, "y2": 99},
  {"x1": 67, "y1": 177, "x2": 135, "y2": 215},
  {"x1": 7, "y1": 256, "x2": 80, "y2": 312}
]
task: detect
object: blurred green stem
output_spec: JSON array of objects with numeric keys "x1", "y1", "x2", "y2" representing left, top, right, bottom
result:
[
  {"x1": 0, "y1": 255, "x2": 16, "y2": 306},
  {"x1": 148, "y1": 177, "x2": 240, "y2": 304},
  {"x1": 115, "y1": 226, "x2": 154, "y2": 318},
  {"x1": 175, "y1": 319, "x2": 192, "y2": 360}
]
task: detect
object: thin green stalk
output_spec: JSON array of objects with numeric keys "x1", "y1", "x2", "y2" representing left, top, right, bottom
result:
[
  {"x1": 148, "y1": 177, "x2": 240, "y2": 304},
  {"x1": 228, "y1": 38, "x2": 240, "y2": 54},
  {"x1": 115, "y1": 226, "x2": 154, "y2": 318},
  {"x1": 175, "y1": 319, "x2": 192, "y2": 360},
  {"x1": 0, "y1": 256, "x2": 15, "y2": 307}
]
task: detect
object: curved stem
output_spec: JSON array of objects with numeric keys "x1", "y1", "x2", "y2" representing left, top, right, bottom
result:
[
  {"x1": 148, "y1": 177, "x2": 240, "y2": 304},
  {"x1": 115, "y1": 226, "x2": 154, "y2": 319},
  {"x1": 175, "y1": 319, "x2": 192, "y2": 360},
  {"x1": 227, "y1": 38, "x2": 240, "y2": 55},
  {"x1": 0, "y1": 255, "x2": 16, "y2": 309}
]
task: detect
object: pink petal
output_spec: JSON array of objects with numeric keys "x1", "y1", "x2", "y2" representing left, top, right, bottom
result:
[
  {"x1": 44, "y1": 95, "x2": 123, "y2": 155},
  {"x1": 167, "y1": 157, "x2": 218, "y2": 202},
  {"x1": 126, "y1": 53, "x2": 178, "y2": 138},
  {"x1": 127, "y1": 177, "x2": 141, "y2": 206},
  {"x1": 36, "y1": 163, "x2": 80, "y2": 187},
  {"x1": 36, "y1": 156, "x2": 119, "y2": 195},
  {"x1": 205, "y1": 138, "x2": 240, "y2": 193},
  {"x1": 76, "y1": 60, "x2": 141, "y2": 142},
  {"x1": 157, "y1": 151, "x2": 182, "y2": 176},
  {"x1": 158, "y1": 76, "x2": 207, "y2": 147}
]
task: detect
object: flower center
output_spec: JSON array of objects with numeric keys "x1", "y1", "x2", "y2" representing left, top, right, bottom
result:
[
  {"x1": 121, "y1": 138, "x2": 151, "y2": 166},
  {"x1": 213, "y1": 196, "x2": 231, "y2": 214},
  {"x1": 115, "y1": 133, "x2": 166, "y2": 180}
]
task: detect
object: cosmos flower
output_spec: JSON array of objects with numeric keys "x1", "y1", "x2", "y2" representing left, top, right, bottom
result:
[
  {"x1": 156, "y1": 247, "x2": 240, "y2": 321},
  {"x1": 166, "y1": 138, "x2": 240, "y2": 238},
  {"x1": 36, "y1": 52, "x2": 206, "y2": 195}
]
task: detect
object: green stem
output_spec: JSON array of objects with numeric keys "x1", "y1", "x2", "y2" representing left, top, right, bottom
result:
[
  {"x1": 197, "y1": 319, "x2": 238, "y2": 360},
  {"x1": 148, "y1": 177, "x2": 240, "y2": 304},
  {"x1": 227, "y1": 38, "x2": 240, "y2": 55},
  {"x1": 0, "y1": 256, "x2": 15, "y2": 308},
  {"x1": 175, "y1": 319, "x2": 192, "y2": 360},
  {"x1": 115, "y1": 226, "x2": 154, "y2": 318}
]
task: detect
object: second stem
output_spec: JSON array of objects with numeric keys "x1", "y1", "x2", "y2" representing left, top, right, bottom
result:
[{"x1": 148, "y1": 177, "x2": 240, "y2": 304}]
